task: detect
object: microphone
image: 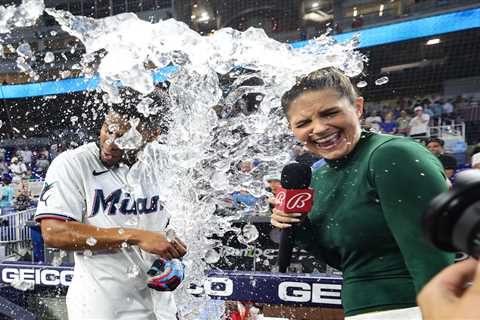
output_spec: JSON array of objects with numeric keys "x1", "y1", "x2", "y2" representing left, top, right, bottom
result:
[{"x1": 276, "y1": 162, "x2": 314, "y2": 273}]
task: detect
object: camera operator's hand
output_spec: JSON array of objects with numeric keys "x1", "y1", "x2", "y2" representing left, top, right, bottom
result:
[{"x1": 417, "y1": 259, "x2": 480, "y2": 320}]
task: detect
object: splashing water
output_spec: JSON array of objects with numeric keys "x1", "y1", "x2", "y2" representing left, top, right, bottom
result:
[
  {"x1": 11, "y1": 278, "x2": 35, "y2": 291},
  {"x1": 4, "y1": 4, "x2": 365, "y2": 318},
  {"x1": 0, "y1": 0, "x2": 45, "y2": 34}
]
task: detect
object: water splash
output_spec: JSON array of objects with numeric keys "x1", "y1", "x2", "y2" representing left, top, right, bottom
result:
[{"x1": 0, "y1": 0, "x2": 45, "y2": 34}]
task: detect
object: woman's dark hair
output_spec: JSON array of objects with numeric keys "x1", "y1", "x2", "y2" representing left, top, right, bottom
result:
[{"x1": 281, "y1": 67, "x2": 358, "y2": 116}]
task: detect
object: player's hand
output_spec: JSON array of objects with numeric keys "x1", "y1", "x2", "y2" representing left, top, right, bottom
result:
[
  {"x1": 135, "y1": 231, "x2": 187, "y2": 260},
  {"x1": 417, "y1": 259, "x2": 480, "y2": 320},
  {"x1": 270, "y1": 208, "x2": 302, "y2": 229},
  {"x1": 146, "y1": 258, "x2": 185, "y2": 292}
]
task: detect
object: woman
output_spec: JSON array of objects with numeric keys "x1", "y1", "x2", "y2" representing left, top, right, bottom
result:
[
  {"x1": 379, "y1": 111, "x2": 397, "y2": 134},
  {"x1": 271, "y1": 68, "x2": 453, "y2": 319}
]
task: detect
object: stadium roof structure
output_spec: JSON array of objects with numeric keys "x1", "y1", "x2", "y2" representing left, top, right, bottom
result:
[{"x1": 1, "y1": 6, "x2": 479, "y2": 100}]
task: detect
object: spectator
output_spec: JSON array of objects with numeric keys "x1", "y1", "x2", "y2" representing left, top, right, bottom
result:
[
  {"x1": 292, "y1": 145, "x2": 321, "y2": 167},
  {"x1": 426, "y1": 138, "x2": 457, "y2": 179},
  {"x1": 409, "y1": 106, "x2": 430, "y2": 138},
  {"x1": 50, "y1": 144, "x2": 59, "y2": 160},
  {"x1": 9, "y1": 157, "x2": 28, "y2": 182},
  {"x1": 15, "y1": 178, "x2": 32, "y2": 211},
  {"x1": 364, "y1": 112, "x2": 382, "y2": 132},
  {"x1": 18, "y1": 146, "x2": 32, "y2": 167},
  {"x1": 443, "y1": 99, "x2": 454, "y2": 116},
  {"x1": 396, "y1": 110, "x2": 411, "y2": 136},
  {"x1": 380, "y1": 111, "x2": 397, "y2": 134},
  {"x1": 264, "y1": 174, "x2": 281, "y2": 208},
  {"x1": 0, "y1": 157, "x2": 8, "y2": 176},
  {"x1": 0, "y1": 174, "x2": 14, "y2": 214},
  {"x1": 472, "y1": 152, "x2": 480, "y2": 170},
  {"x1": 35, "y1": 154, "x2": 50, "y2": 176}
]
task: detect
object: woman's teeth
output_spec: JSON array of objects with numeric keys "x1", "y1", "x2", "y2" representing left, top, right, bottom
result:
[{"x1": 314, "y1": 132, "x2": 340, "y2": 146}]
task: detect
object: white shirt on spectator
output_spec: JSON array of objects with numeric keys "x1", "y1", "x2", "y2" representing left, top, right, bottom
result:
[
  {"x1": 409, "y1": 114, "x2": 430, "y2": 136},
  {"x1": 10, "y1": 162, "x2": 27, "y2": 177}
]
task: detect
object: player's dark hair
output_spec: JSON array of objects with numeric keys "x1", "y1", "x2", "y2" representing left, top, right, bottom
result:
[
  {"x1": 281, "y1": 67, "x2": 358, "y2": 117},
  {"x1": 107, "y1": 85, "x2": 172, "y2": 133}
]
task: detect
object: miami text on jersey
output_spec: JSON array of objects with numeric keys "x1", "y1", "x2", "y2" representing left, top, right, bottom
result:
[{"x1": 91, "y1": 189, "x2": 162, "y2": 216}]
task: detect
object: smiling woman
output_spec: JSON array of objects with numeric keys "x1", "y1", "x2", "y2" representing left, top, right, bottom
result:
[{"x1": 271, "y1": 67, "x2": 454, "y2": 319}]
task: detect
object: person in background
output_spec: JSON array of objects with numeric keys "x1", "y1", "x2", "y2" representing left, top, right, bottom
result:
[
  {"x1": 49, "y1": 144, "x2": 59, "y2": 160},
  {"x1": 0, "y1": 174, "x2": 14, "y2": 214},
  {"x1": 471, "y1": 152, "x2": 480, "y2": 170},
  {"x1": 426, "y1": 138, "x2": 457, "y2": 179},
  {"x1": 379, "y1": 111, "x2": 397, "y2": 134},
  {"x1": 396, "y1": 110, "x2": 411, "y2": 136},
  {"x1": 364, "y1": 111, "x2": 382, "y2": 132},
  {"x1": 35, "y1": 154, "x2": 51, "y2": 176},
  {"x1": 18, "y1": 146, "x2": 33, "y2": 168},
  {"x1": 409, "y1": 106, "x2": 430, "y2": 138},
  {"x1": 9, "y1": 157, "x2": 28, "y2": 183},
  {"x1": 292, "y1": 145, "x2": 321, "y2": 167},
  {"x1": 15, "y1": 177, "x2": 32, "y2": 211}
]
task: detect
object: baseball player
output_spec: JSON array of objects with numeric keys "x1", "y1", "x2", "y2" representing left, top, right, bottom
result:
[{"x1": 35, "y1": 105, "x2": 187, "y2": 320}]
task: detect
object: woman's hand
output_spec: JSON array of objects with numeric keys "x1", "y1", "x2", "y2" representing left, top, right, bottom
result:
[{"x1": 270, "y1": 208, "x2": 303, "y2": 229}]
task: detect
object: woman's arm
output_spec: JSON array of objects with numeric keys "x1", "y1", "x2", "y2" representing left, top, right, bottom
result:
[{"x1": 369, "y1": 139, "x2": 455, "y2": 293}]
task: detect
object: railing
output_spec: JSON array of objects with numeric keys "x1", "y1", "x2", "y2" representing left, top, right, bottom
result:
[
  {"x1": 0, "y1": 208, "x2": 36, "y2": 258},
  {"x1": 428, "y1": 122, "x2": 466, "y2": 140}
]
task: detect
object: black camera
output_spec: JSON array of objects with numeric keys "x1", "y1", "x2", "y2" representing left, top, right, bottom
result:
[{"x1": 423, "y1": 169, "x2": 480, "y2": 257}]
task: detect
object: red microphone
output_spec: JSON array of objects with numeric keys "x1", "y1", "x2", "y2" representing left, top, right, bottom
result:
[{"x1": 276, "y1": 163, "x2": 314, "y2": 272}]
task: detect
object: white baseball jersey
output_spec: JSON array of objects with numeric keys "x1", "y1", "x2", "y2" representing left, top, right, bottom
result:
[{"x1": 35, "y1": 142, "x2": 176, "y2": 320}]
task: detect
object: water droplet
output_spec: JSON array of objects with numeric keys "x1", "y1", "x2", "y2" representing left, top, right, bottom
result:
[
  {"x1": 16, "y1": 43, "x2": 33, "y2": 58},
  {"x1": 83, "y1": 249, "x2": 93, "y2": 257},
  {"x1": 50, "y1": 30, "x2": 57, "y2": 36},
  {"x1": 415, "y1": 159, "x2": 420, "y2": 163},
  {"x1": 165, "y1": 229, "x2": 176, "y2": 242},
  {"x1": 420, "y1": 172, "x2": 425, "y2": 176},
  {"x1": 11, "y1": 278, "x2": 34, "y2": 291},
  {"x1": 44, "y1": 51, "x2": 55, "y2": 63},
  {"x1": 86, "y1": 237, "x2": 97, "y2": 246},
  {"x1": 238, "y1": 224, "x2": 259, "y2": 245},
  {"x1": 204, "y1": 248, "x2": 220, "y2": 264},
  {"x1": 375, "y1": 76, "x2": 389, "y2": 86},
  {"x1": 356, "y1": 81, "x2": 367, "y2": 88},
  {"x1": 108, "y1": 123, "x2": 119, "y2": 133},
  {"x1": 384, "y1": 169, "x2": 389, "y2": 173},
  {"x1": 118, "y1": 228, "x2": 125, "y2": 235}
]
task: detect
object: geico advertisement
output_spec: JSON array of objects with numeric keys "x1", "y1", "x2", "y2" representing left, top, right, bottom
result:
[
  {"x1": 1, "y1": 266, "x2": 74, "y2": 286},
  {"x1": 0, "y1": 264, "x2": 343, "y2": 307}
]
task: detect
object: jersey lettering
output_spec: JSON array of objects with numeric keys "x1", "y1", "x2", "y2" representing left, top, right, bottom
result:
[{"x1": 91, "y1": 189, "x2": 161, "y2": 217}]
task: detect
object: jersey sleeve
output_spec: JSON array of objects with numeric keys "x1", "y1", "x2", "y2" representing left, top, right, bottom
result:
[
  {"x1": 35, "y1": 153, "x2": 85, "y2": 222},
  {"x1": 369, "y1": 138, "x2": 454, "y2": 294}
]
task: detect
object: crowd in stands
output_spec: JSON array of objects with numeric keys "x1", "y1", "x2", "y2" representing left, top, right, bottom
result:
[{"x1": 0, "y1": 144, "x2": 65, "y2": 214}]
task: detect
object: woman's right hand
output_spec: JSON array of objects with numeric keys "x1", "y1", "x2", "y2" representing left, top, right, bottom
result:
[{"x1": 270, "y1": 208, "x2": 303, "y2": 229}]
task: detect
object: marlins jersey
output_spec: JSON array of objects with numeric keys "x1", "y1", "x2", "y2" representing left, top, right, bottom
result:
[{"x1": 35, "y1": 142, "x2": 176, "y2": 320}]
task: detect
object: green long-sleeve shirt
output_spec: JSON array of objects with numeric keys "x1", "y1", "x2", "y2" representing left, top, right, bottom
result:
[{"x1": 297, "y1": 131, "x2": 454, "y2": 316}]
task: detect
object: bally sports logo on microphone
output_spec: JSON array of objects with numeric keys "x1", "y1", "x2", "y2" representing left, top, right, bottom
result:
[{"x1": 275, "y1": 187, "x2": 314, "y2": 213}]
